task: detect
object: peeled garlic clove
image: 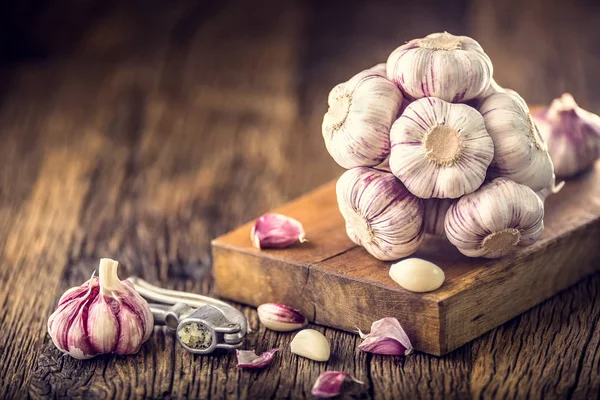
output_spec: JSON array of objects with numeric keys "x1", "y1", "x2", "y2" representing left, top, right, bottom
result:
[
  {"x1": 357, "y1": 317, "x2": 413, "y2": 356},
  {"x1": 47, "y1": 259, "x2": 154, "y2": 359},
  {"x1": 336, "y1": 167, "x2": 424, "y2": 261},
  {"x1": 311, "y1": 371, "x2": 364, "y2": 398},
  {"x1": 389, "y1": 97, "x2": 494, "y2": 199},
  {"x1": 290, "y1": 329, "x2": 331, "y2": 361},
  {"x1": 257, "y1": 303, "x2": 308, "y2": 332},
  {"x1": 389, "y1": 258, "x2": 445, "y2": 293},
  {"x1": 479, "y1": 90, "x2": 554, "y2": 191},
  {"x1": 532, "y1": 93, "x2": 600, "y2": 177},
  {"x1": 535, "y1": 173, "x2": 565, "y2": 202},
  {"x1": 236, "y1": 348, "x2": 279, "y2": 369},
  {"x1": 251, "y1": 213, "x2": 306, "y2": 249},
  {"x1": 423, "y1": 198, "x2": 454, "y2": 237},
  {"x1": 445, "y1": 178, "x2": 544, "y2": 259},
  {"x1": 386, "y1": 32, "x2": 493, "y2": 102},
  {"x1": 322, "y1": 68, "x2": 403, "y2": 169}
]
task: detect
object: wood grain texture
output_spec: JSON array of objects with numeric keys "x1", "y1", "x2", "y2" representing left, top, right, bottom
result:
[{"x1": 0, "y1": 0, "x2": 599, "y2": 398}]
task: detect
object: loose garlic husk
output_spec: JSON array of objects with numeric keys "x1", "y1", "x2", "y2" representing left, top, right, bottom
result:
[
  {"x1": 389, "y1": 97, "x2": 494, "y2": 199},
  {"x1": 532, "y1": 93, "x2": 600, "y2": 177},
  {"x1": 445, "y1": 178, "x2": 544, "y2": 258},
  {"x1": 423, "y1": 198, "x2": 454, "y2": 236},
  {"x1": 47, "y1": 259, "x2": 154, "y2": 359},
  {"x1": 336, "y1": 167, "x2": 424, "y2": 261},
  {"x1": 322, "y1": 68, "x2": 403, "y2": 169},
  {"x1": 386, "y1": 32, "x2": 493, "y2": 102},
  {"x1": 479, "y1": 90, "x2": 554, "y2": 191}
]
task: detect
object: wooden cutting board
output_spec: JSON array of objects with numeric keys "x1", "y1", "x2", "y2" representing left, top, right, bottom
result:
[{"x1": 212, "y1": 163, "x2": 600, "y2": 356}]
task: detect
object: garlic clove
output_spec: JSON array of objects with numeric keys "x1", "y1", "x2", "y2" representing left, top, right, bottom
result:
[
  {"x1": 290, "y1": 329, "x2": 331, "y2": 362},
  {"x1": 250, "y1": 213, "x2": 306, "y2": 249},
  {"x1": 87, "y1": 298, "x2": 119, "y2": 353},
  {"x1": 389, "y1": 258, "x2": 445, "y2": 293},
  {"x1": 257, "y1": 303, "x2": 308, "y2": 332},
  {"x1": 322, "y1": 68, "x2": 403, "y2": 169},
  {"x1": 445, "y1": 178, "x2": 544, "y2": 258},
  {"x1": 357, "y1": 317, "x2": 413, "y2": 356},
  {"x1": 478, "y1": 90, "x2": 554, "y2": 191},
  {"x1": 423, "y1": 198, "x2": 454, "y2": 237},
  {"x1": 532, "y1": 93, "x2": 600, "y2": 177},
  {"x1": 311, "y1": 371, "x2": 364, "y2": 398},
  {"x1": 386, "y1": 32, "x2": 493, "y2": 102},
  {"x1": 236, "y1": 348, "x2": 279, "y2": 369},
  {"x1": 389, "y1": 97, "x2": 494, "y2": 199},
  {"x1": 336, "y1": 167, "x2": 424, "y2": 261}
]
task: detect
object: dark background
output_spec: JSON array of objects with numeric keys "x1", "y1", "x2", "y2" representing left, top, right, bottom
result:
[{"x1": 1, "y1": 0, "x2": 600, "y2": 398}]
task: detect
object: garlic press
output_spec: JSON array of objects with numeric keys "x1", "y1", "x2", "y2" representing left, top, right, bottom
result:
[{"x1": 128, "y1": 277, "x2": 247, "y2": 354}]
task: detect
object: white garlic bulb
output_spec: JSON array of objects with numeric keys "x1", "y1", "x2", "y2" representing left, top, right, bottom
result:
[
  {"x1": 389, "y1": 97, "x2": 494, "y2": 199},
  {"x1": 445, "y1": 178, "x2": 544, "y2": 258},
  {"x1": 479, "y1": 91, "x2": 554, "y2": 191},
  {"x1": 336, "y1": 167, "x2": 424, "y2": 261},
  {"x1": 386, "y1": 32, "x2": 493, "y2": 102},
  {"x1": 423, "y1": 198, "x2": 454, "y2": 236},
  {"x1": 322, "y1": 67, "x2": 403, "y2": 169},
  {"x1": 532, "y1": 93, "x2": 600, "y2": 177}
]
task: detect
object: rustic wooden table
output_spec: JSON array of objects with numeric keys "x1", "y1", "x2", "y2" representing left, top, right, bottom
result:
[{"x1": 1, "y1": 0, "x2": 599, "y2": 398}]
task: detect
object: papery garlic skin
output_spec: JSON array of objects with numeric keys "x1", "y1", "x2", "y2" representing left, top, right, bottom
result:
[
  {"x1": 389, "y1": 97, "x2": 494, "y2": 199},
  {"x1": 386, "y1": 32, "x2": 493, "y2": 102},
  {"x1": 423, "y1": 198, "x2": 454, "y2": 236},
  {"x1": 236, "y1": 348, "x2": 279, "y2": 369},
  {"x1": 532, "y1": 93, "x2": 600, "y2": 177},
  {"x1": 322, "y1": 68, "x2": 403, "y2": 168},
  {"x1": 251, "y1": 213, "x2": 306, "y2": 249},
  {"x1": 358, "y1": 317, "x2": 413, "y2": 356},
  {"x1": 479, "y1": 91, "x2": 554, "y2": 191},
  {"x1": 336, "y1": 167, "x2": 424, "y2": 261},
  {"x1": 445, "y1": 178, "x2": 544, "y2": 259},
  {"x1": 47, "y1": 259, "x2": 154, "y2": 359},
  {"x1": 257, "y1": 303, "x2": 308, "y2": 332},
  {"x1": 311, "y1": 372, "x2": 364, "y2": 398}
]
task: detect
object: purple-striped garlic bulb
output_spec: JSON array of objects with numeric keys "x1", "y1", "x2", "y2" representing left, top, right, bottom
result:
[
  {"x1": 478, "y1": 90, "x2": 554, "y2": 191},
  {"x1": 445, "y1": 178, "x2": 544, "y2": 259},
  {"x1": 322, "y1": 67, "x2": 403, "y2": 169},
  {"x1": 336, "y1": 167, "x2": 424, "y2": 261},
  {"x1": 47, "y1": 258, "x2": 154, "y2": 359},
  {"x1": 389, "y1": 97, "x2": 494, "y2": 199},
  {"x1": 386, "y1": 32, "x2": 493, "y2": 103},
  {"x1": 532, "y1": 93, "x2": 600, "y2": 177},
  {"x1": 423, "y1": 198, "x2": 454, "y2": 237}
]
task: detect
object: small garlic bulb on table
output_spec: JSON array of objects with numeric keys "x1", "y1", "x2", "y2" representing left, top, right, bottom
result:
[
  {"x1": 322, "y1": 66, "x2": 403, "y2": 169},
  {"x1": 445, "y1": 178, "x2": 544, "y2": 259},
  {"x1": 336, "y1": 167, "x2": 424, "y2": 261},
  {"x1": 479, "y1": 90, "x2": 554, "y2": 191},
  {"x1": 389, "y1": 97, "x2": 494, "y2": 199},
  {"x1": 386, "y1": 32, "x2": 493, "y2": 102}
]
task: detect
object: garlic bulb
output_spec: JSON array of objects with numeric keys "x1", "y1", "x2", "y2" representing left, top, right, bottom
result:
[
  {"x1": 479, "y1": 90, "x2": 554, "y2": 191},
  {"x1": 532, "y1": 93, "x2": 600, "y2": 177},
  {"x1": 423, "y1": 198, "x2": 454, "y2": 236},
  {"x1": 389, "y1": 97, "x2": 494, "y2": 199},
  {"x1": 322, "y1": 68, "x2": 403, "y2": 168},
  {"x1": 445, "y1": 178, "x2": 544, "y2": 258},
  {"x1": 336, "y1": 167, "x2": 424, "y2": 260},
  {"x1": 47, "y1": 259, "x2": 154, "y2": 359},
  {"x1": 535, "y1": 174, "x2": 565, "y2": 202},
  {"x1": 386, "y1": 32, "x2": 493, "y2": 102}
]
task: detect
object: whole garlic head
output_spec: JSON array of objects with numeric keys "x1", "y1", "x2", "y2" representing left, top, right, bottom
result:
[
  {"x1": 479, "y1": 90, "x2": 554, "y2": 191},
  {"x1": 532, "y1": 93, "x2": 600, "y2": 177},
  {"x1": 47, "y1": 259, "x2": 154, "y2": 359},
  {"x1": 445, "y1": 178, "x2": 544, "y2": 258},
  {"x1": 389, "y1": 97, "x2": 494, "y2": 199},
  {"x1": 386, "y1": 32, "x2": 493, "y2": 102},
  {"x1": 322, "y1": 67, "x2": 403, "y2": 169},
  {"x1": 336, "y1": 167, "x2": 424, "y2": 261}
]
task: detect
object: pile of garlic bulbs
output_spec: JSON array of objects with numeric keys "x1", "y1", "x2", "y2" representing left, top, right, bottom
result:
[{"x1": 323, "y1": 32, "x2": 557, "y2": 260}]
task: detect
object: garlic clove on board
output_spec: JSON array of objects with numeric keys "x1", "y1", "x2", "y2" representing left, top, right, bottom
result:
[
  {"x1": 386, "y1": 32, "x2": 493, "y2": 102},
  {"x1": 257, "y1": 303, "x2": 308, "y2": 332},
  {"x1": 389, "y1": 97, "x2": 494, "y2": 199},
  {"x1": 336, "y1": 167, "x2": 424, "y2": 261},
  {"x1": 478, "y1": 90, "x2": 554, "y2": 191},
  {"x1": 322, "y1": 68, "x2": 403, "y2": 169},
  {"x1": 290, "y1": 329, "x2": 331, "y2": 362},
  {"x1": 532, "y1": 93, "x2": 600, "y2": 177},
  {"x1": 311, "y1": 371, "x2": 364, "y2": 398},
  {"x1": 423, "y1": 198, "x2": 454, "y2": 237},
  {"x1": 47, "y1": 259, "x2": 154, "y2": 359},
  {"x1": 389, "y1": 258, "x2": 445, "y2": 293},
  {"x1": 445, "y1": 178, "x2": 544, "y2": 259},
  {"x1": 251, "y1": 213, "x2": 306, "y2": 249},
  {"x1": 357, "y1": 317, "x2": 413, "y2": 356}
]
